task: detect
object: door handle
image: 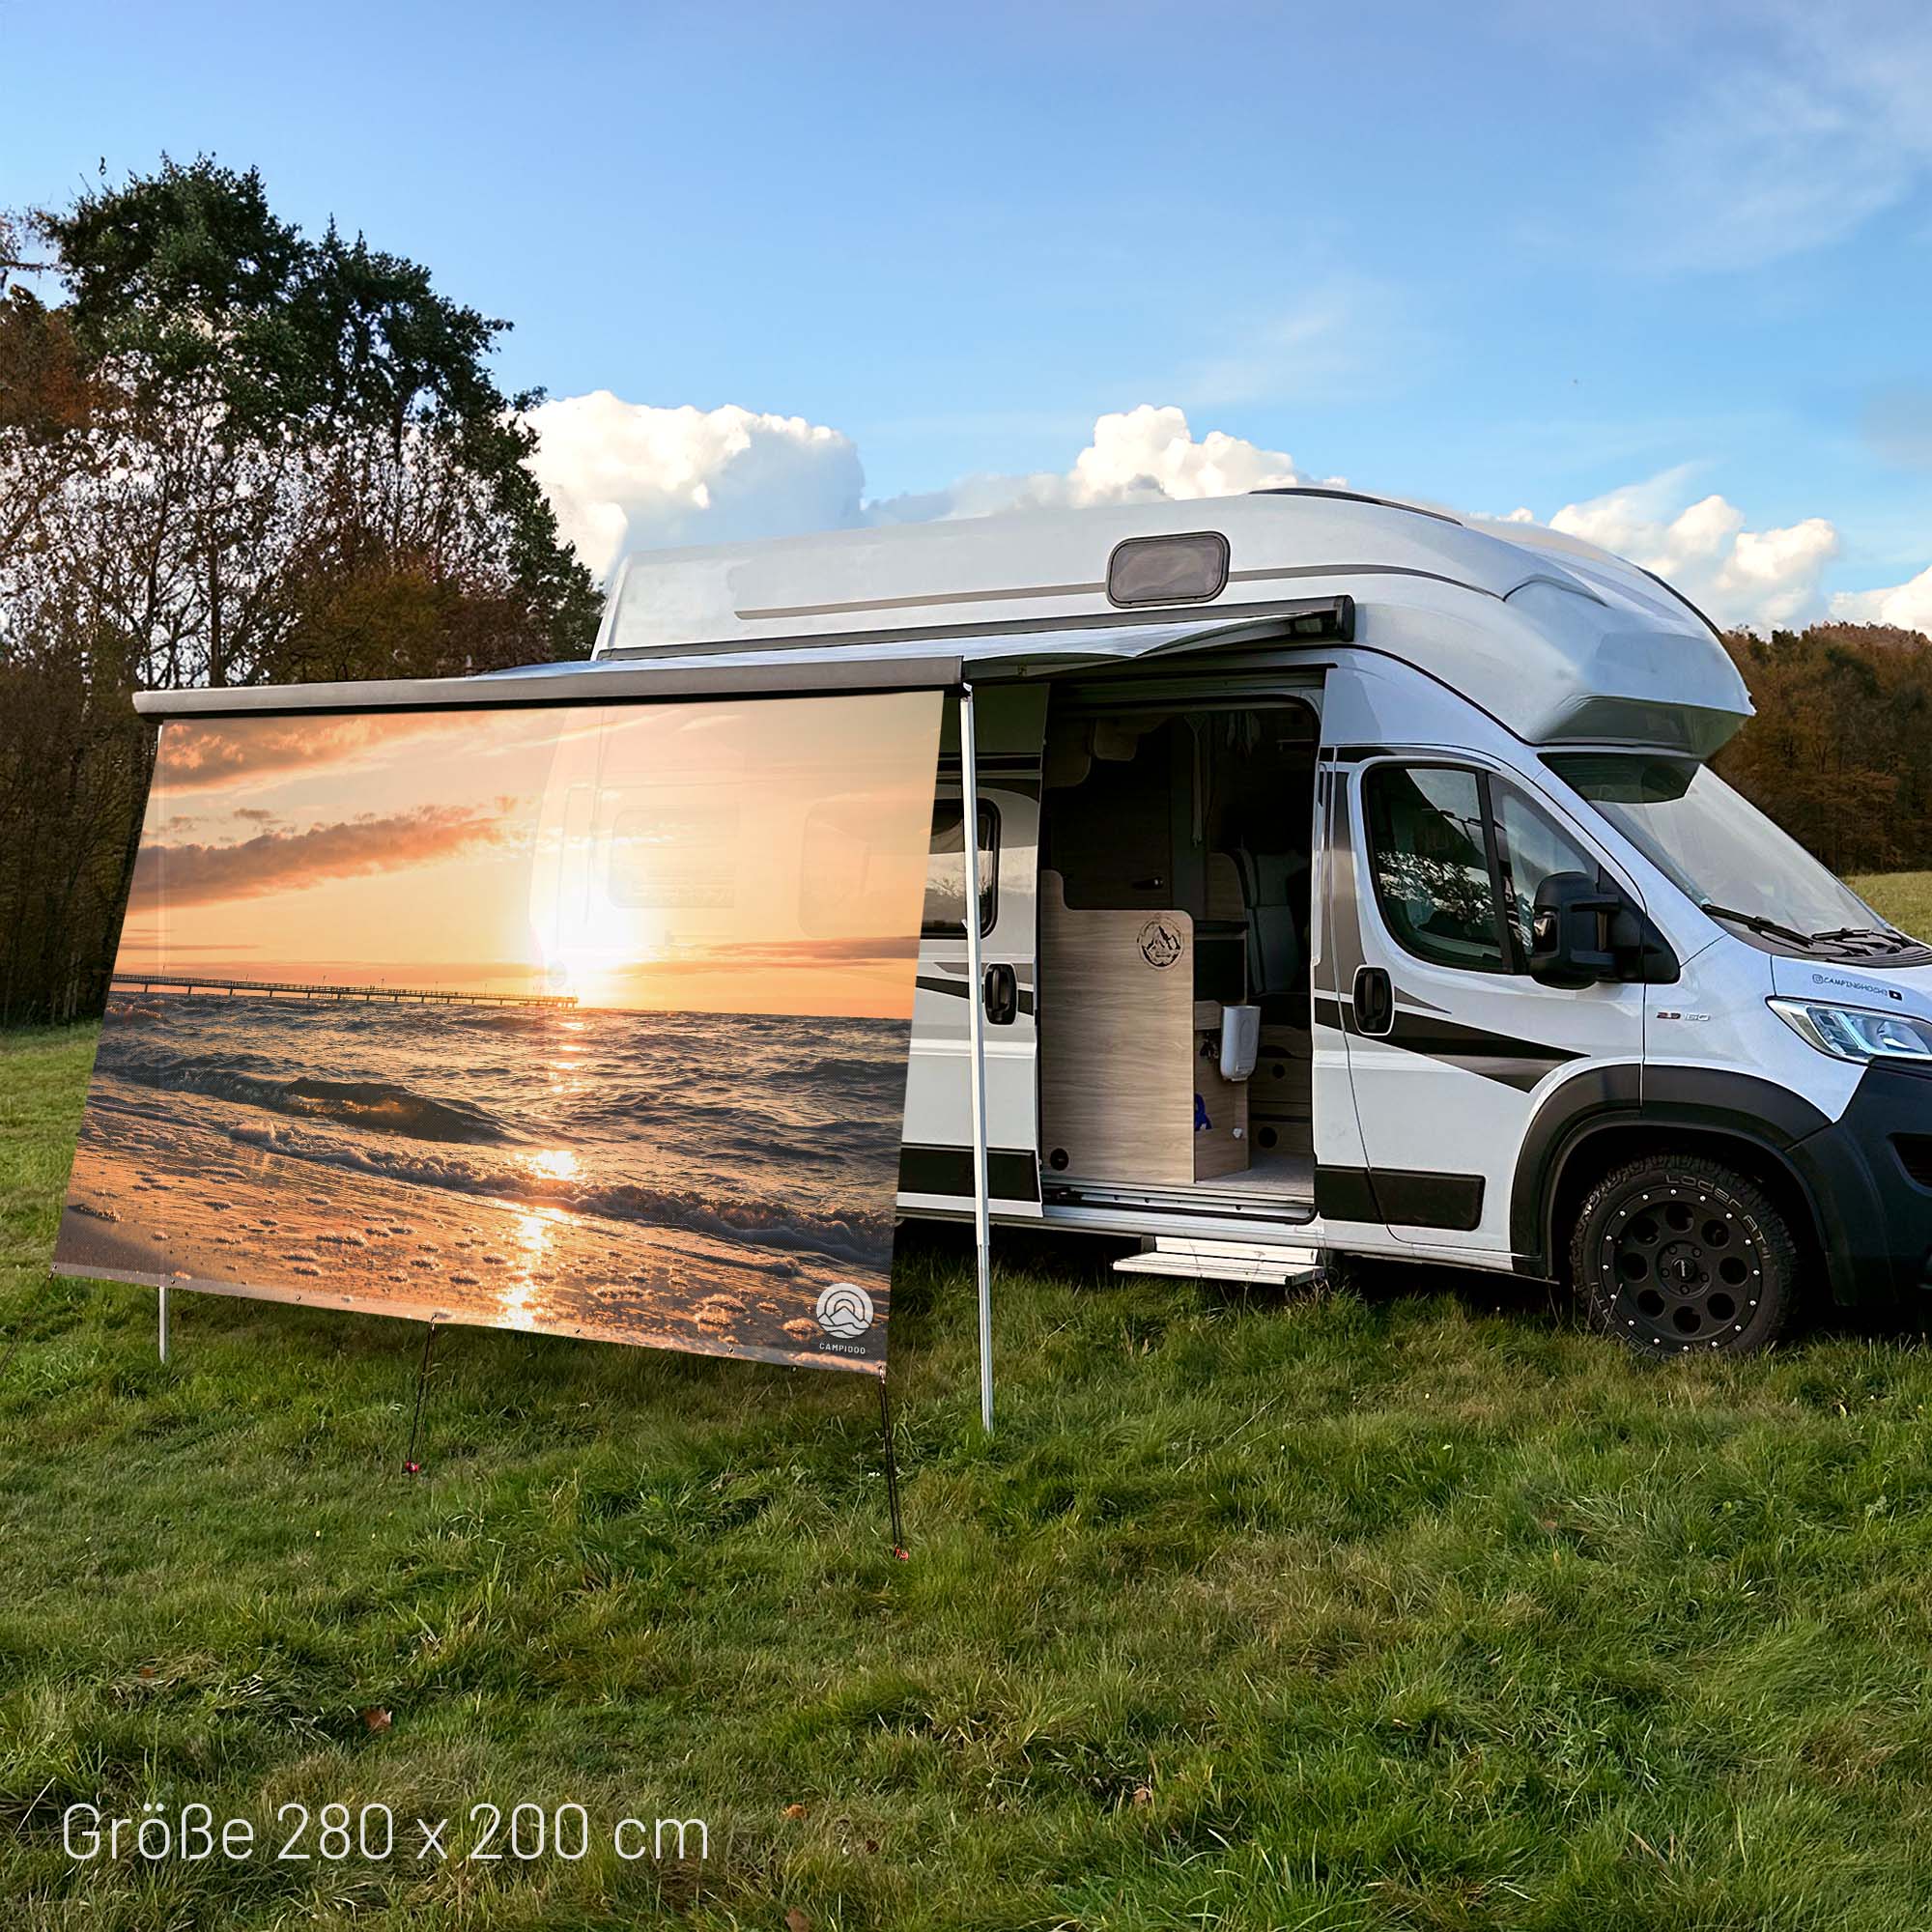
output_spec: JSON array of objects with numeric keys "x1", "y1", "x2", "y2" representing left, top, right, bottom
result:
[
  {"x1": 1352, "y1": 965, "x2": 1393, "y2": 1037},
  {"x1": 982, "y1": 962, "x2": 1018, "y2": 1026}
]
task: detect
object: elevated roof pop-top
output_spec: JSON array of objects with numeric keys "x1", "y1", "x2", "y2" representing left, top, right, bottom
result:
[
  {"x1": 590, "y1": 488, "x2": 1752, "y2": 758},
  {"x1": 593, "y1": 488, "x2": 1714, "y2": 657}
]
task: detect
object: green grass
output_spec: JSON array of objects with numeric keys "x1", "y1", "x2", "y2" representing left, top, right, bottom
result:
[
  {"x1": 1854, "y1": 871, "x2": 1932, "y2": 941},
  {"x1": 9, "y1": 991, "x2": 1932, "y2": 1928}
]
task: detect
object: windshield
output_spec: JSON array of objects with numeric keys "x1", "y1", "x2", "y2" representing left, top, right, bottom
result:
[{"x1": 1545, "y1": 753, "x2": 1909, "y2": 946}]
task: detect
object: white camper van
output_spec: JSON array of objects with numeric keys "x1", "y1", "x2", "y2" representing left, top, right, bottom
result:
[
  {"x1": 577, "y1": 489, "x2": 1932, "y2": 1357},
  {"x1": 154, "y1": 489, "x2": 1932, "y2": 1357}
]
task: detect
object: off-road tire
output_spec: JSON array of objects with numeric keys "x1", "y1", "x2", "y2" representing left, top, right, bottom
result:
[{"x1": 1569, "y1": 1152, "x2": 1799, "y2": 1357}]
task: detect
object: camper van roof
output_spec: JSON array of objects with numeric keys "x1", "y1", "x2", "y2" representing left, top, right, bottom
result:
[
  {"x1": 586, "y1": 490, "x2": 1751, "y2": 758},
  {"x1": 130, "y1": 492, "x2": 1751, "y2": 761},
  {"x1": 592, "y1": 488, "x2": 1709, "y2": 658}
]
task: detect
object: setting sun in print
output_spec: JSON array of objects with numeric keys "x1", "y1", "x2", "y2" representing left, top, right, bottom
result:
[{"x1": 57, "y1": 691, "x2": 943, "y2": 1376}]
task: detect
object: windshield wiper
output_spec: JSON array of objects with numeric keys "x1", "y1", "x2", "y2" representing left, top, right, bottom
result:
[
  {"x1": 1806, "y1": 924, "x2": 1915, "y2": 949},
  {"x1": 1700, "y1": 902, "x2": 1817, "y2": 948}
]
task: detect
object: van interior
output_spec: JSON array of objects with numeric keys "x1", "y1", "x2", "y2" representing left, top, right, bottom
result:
[{"x1": 1037, "y1": 695, "x2": 1319, "y2": 1207}]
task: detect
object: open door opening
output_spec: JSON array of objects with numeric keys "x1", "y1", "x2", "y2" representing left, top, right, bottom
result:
[
  {"x1": 898, "y1": 685, "x2": 1047, "y2": 1222},
  {"x1": 1037, "y1": 695, "x2": 1320, "y2": 1210}
]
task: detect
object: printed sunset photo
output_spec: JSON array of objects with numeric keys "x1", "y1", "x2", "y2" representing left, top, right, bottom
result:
[{"x1": 55, "y1": 692, "x2": 944, "y2": 1375}]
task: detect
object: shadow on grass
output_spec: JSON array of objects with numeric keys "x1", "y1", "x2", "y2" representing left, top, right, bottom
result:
[{"x1": 899, "y1": 1213, "x2": 1932, "y2": 1362}]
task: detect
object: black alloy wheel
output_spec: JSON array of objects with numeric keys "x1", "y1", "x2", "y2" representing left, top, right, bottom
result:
[{"x1": 1570, "y1": 1152, "x2": 1799, "y2": 1356}]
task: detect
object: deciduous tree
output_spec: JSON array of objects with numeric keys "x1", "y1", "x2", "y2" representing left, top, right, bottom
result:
[{"x1": 0, "y1": 159, "x2": 600, "y2": 1023}]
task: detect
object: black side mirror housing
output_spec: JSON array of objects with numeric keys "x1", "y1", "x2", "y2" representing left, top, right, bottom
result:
[
  {"x1": 1529, "y1": 871, "x2": 1681, "y2": 986},
  {"x1": 1529, "y1": 871, "x2": 1625, "y2": 986}
]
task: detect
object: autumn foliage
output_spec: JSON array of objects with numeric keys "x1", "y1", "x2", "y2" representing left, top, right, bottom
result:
[
  {"x1": 5, "y1": 168, "x2": 1931, "y2": 1026},
  {"x1": 0, "y1": 165, "x2": 599, "y2": 1024},
  {"x1": 1715, "y1": 624, "x2": 1932, "y2": 876}
]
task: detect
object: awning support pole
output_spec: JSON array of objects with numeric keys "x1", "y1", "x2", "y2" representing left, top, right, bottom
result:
[
  {"x1": 958, "y1": 682, "x2": 995, "y2": 1436},
  {"x1": 404, "y1": 1320, "x2": 439, "y2": 1474},
  {"x1": 879, "y1": 1374, "x2": 907, "y2": 1558}
]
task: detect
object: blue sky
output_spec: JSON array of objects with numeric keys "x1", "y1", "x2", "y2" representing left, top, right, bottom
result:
[{"x1": 7, "y1": 0, "x2": 1932, "y2": 627}]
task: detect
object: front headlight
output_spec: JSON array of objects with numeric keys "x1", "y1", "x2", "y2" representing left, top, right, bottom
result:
[{"x1": 1770, "y1": 997, "x2": 1932, "y2": 1064}]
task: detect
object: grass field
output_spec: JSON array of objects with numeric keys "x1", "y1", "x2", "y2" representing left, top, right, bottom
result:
[
  {"x1": 6, "y1": 878, "x2": 1932, "y2": 1928},
  {"x1": 1853, "y1": 870, "x2": 1932, "y2": 941}
]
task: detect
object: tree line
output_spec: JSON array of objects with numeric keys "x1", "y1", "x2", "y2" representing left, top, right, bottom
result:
[
  {"x1": 0, "y1": 161, "x2": 599, "y2": 1024},
  {"x1": 1715, "y1": 622, "x2": 1932, "y2": 877},
  {"x1": 3, "y1": 163, "x2": 1930, "y2": 1027}
]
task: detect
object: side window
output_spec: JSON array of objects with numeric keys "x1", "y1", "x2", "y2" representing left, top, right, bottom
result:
[
  {"x1": 923, "y1": 798, "x2": 998, "y2": 937},
  {"x1": 1492, "y1": 781, "x2": 1603, "y2": 963},
  {"x1": 1363, "y1": 765, "x2": 1509, "y2": 974}
]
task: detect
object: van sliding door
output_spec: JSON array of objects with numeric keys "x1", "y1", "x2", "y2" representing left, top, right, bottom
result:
[{"x1": 899, "y1": 686, "x2": 1047, "y2": 1221}]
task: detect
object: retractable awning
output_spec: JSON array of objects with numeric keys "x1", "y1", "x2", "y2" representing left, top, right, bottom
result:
[
  {"x1": 68, "y1": 677, "x2": 952, "y2": 1390},
  {"x1": 109, "y1": 603, "x2": 1314, "y2": 1437},
  {"x1": 581, "y1": 609, "x2": 1334, "y2": 679},
  {"x1": 129, "y1": 653, "x2": 966, "y2": 719},
  {"x1": 129, "y1": 611, "x2": 1320, "y2": 721}
]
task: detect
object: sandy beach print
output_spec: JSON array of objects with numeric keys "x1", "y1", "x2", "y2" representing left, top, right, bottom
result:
[{"x1": 56, "y1": 692, "x2": 944, "y2": 1376}]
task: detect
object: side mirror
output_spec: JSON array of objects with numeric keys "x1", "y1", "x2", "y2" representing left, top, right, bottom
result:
[{"x1": 1528, "y1": 871, "x2": 1623, "y2": 986}]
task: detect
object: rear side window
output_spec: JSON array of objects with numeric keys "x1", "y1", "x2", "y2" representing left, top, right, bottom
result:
[
  {"x1": 923, "y1": 799, "x2": 998, "y2": 937},
  {"x1": 1363, "y1": 766, "x2": 1508, "y2": 973}
]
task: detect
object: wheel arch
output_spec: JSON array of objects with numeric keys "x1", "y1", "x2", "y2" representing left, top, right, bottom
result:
[{"x1": 1512, "y1": 1066, "x2": 1840, "y2": 1297}]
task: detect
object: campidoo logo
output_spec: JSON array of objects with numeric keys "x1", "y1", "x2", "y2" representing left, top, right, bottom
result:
[
  {"x1": 1138, "y1": 918, "x2": 1183, "y2": 970},
  {"x1": 815, "y1": 1283, "x2": 875, "y2": 1340}
]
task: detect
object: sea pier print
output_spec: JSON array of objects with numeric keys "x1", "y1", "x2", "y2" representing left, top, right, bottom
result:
[{"x1": 58, "y1": 694, "x2": 943, "y2": 1375}]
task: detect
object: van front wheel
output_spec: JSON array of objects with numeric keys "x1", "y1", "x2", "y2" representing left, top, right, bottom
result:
[{"x1": 1569, "y1": 1153, "x2": 1798, "y2": 1356}]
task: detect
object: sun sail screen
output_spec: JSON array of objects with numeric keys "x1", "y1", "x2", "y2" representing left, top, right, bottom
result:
[{"x1": 56, "y1": 689, "x2": 945, "y2": 1378}]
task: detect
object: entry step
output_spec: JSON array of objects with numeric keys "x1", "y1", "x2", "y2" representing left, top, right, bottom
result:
[{"x1": 1113, "y1": 1236, "x2": 1323, "y2": 1286}]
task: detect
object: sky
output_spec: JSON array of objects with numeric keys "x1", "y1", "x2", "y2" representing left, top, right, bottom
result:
[
  {"x1": 6, "y1": 0, "x2": 1932, "y2": 630},
  {"x1": 117, "y1": 696, "x2": 943, "y2": 1016}
]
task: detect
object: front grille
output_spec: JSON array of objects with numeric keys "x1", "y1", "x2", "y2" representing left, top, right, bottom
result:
[{"x1": 1894, "y1": 1134, "x2": 1932, "y2": 1191}]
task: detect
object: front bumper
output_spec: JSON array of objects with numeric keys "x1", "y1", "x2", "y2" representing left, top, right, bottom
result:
[{"x1": 1791, "y1": 1062, "x2": 1932, "y2": 1304}]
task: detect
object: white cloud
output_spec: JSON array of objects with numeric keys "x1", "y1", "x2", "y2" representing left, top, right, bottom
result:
[
  {"x1": 1619, "y1": 6, "x2": 1932, "y2": 270},
  {"x1": 523, "y1": 392, "x2": 1931, "y2": 640},
  {"x1": 1072, "y1": 407, "x2": 1314, "y2": 500},
  {"x1": 1548, "y1": 470, "x2": 1837, "y2": 630},
  {"x1": 872, "y1": 406, "x2": 1314, "y2": 524},
  {"x1": 526, "y1": 398, "x2": 1317, "y2": 569},
  {"x1": 1831, "y1": 564, "x2": 1932, "y2": 632},
  {"x1": 523, "y1": 392, "x2": 863, "y2": 577}
]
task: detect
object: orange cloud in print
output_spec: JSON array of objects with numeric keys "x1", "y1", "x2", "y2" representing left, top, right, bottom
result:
[
  {"x1": 127, "y1": 692, "x2": 944, "y2": 1020},
  {"x1": 156, "y1": 716, "x2": 402, "y2": 791},
  {"x1": 129, "y1": 804, "x2": 518, "y2": 910}
]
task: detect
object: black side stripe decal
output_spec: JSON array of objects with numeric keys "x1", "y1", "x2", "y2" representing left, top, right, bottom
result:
[
  {"x1": 1385, "y1": 1010, "x2": 1580, "y2": 1091},
  {"x1": 938, "y1": 753, "x2": 1043, "y2": 772},
  {"x1": 1312, "y1": 991, "x2": 1579, "y2": 1093},
  {"x1": 898, "y1": 1145, "x2": 1040, "y2": 1201},
  {"x1": 1316, "y1": 1164, "x2": 1485, "y2": 1231},
  {"x1": 916, "y1": 975, "x2": 1037, "y2": 1016}
]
